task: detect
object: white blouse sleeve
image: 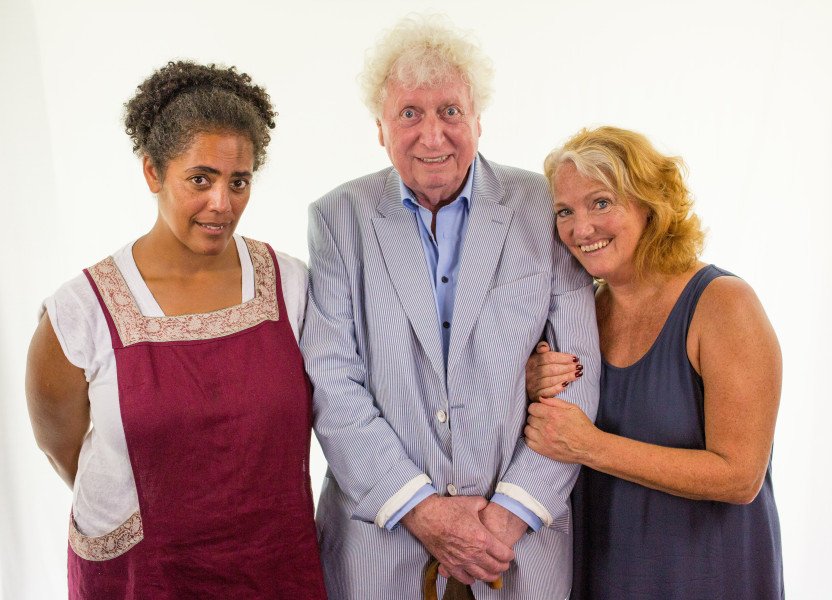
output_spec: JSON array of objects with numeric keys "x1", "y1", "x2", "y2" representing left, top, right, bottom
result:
[
  {"x1": 274, "y1": 251, "x2": 309, "y2": 343},
  {"x1": 42, "y1": 273, "x2": 109, "y2": 382}
]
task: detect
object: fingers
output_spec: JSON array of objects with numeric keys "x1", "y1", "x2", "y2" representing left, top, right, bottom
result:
[
  {"x1": 527, "y1": 347, "x2": 583, "y2": 401},
  {"x1": 536, "y1": 395, "x2": 571, "y2": 409},
  {"x1": 463, "y1": 495, "x2": 489, "y2": 513},
  {"x1": 526, "y1": 403, "x2": 548, "y2": 421},
  {"x1": 479, "y1": 500, "x2": 528, "y2": 549},
  {"x1": 524, "y1": 424, "x2": 541, "y2": 450},
  {"x1": 525, "y1": 404, "x2": 556, "y2": 450},
  {"x1": 404, "y1": 495, "x2": 512, "y2": 584},
  {"x1": 466, "y1": 554, "x2": 511, "y2": 583},
  {"x1": 525, "y1": 398, "x2": 594, "y2": 464},
  {"x1": 439, "y1": 544, "x2": 509, "y2": 584},
  {"x1": 532, "y1": 345, "x2": 578, "y2": 366},
  {"x1": 524, "y1": 413, "x2": 546, "y2": 441},
  {"x1": 531, "y1": 369, "x2": 583, "y2": 399},
  {"x1": 445, "y1": 566, "x2": 476, "y2": 585},
  {"x1": 437, "y1": 565, "x2": 506, "y2": 588},
  {"x1": 449, "y1": 521, "x2": 513, "y2": 580},
  {"x1": 483, "y1": 534, "x2": 515, "y2": 565}
]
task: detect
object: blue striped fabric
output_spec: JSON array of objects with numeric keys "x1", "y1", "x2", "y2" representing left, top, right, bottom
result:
[{"x1": 301, "y1": 154, "x2": 601, "y2": 599}]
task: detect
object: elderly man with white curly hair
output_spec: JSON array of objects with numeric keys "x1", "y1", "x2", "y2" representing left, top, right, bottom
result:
[{"x1": 300, "y1": 13, "x2": 600, "y2": 600}]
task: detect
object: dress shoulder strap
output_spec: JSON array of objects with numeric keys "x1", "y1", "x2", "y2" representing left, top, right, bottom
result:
[{"x1": 677, "y1": 265, "x2": 737, "y2": 331}]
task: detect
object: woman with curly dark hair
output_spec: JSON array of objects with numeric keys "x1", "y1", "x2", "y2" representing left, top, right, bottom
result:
[{"x1": 25, "y1": 61, "x2": 327, "y2": 599}]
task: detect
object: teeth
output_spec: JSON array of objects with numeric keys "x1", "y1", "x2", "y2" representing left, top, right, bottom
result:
[
  {"x1": 200, "y1": 223, "x2": 224, "y2": 230},
  {"x1": 421, "y1": 156, "x2": 448, "y2": 163},
  {"x1": 580, "y1": 240, "x2": 609, "y2": 253}
]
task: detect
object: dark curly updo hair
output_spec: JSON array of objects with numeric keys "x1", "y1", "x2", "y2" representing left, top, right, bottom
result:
[{"x1": 124, "y1": 61, "x2": 276, "y2": 174}]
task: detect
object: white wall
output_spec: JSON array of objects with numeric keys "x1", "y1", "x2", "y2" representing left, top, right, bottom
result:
[{"x1": 1, "y1": 0, "x2": 829, "y2": 597}]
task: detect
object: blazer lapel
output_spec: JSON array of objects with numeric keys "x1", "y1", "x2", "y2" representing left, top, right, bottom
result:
[
  {"x1": 372, "y1": 170, "x2": 446, "y2": 383},
  {"x1": 448, "y1": 156, "x2": 513, "y2": 374}
]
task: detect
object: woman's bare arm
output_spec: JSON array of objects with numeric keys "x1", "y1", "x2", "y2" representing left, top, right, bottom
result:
[
  {"x1": 25, "y1": 312, "x2": 90, "y2": 489},
  {"x1": 526, "y1": 277, "x2": 782, "y2": 504}
]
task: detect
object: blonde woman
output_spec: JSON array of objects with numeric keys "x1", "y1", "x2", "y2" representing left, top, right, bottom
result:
[{"x1": 525, "y1": 126, "x2": 783, "y2": 599}]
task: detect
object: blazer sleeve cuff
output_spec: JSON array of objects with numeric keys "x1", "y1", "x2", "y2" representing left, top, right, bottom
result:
[
  {"x1": 374, "y1": 475, "x2": 433, "y2": 528},
  {"x1": 351, "y1": 459, "x2": 428, "y2": 523},
  {"x1": 495, "y1": 482, "x2": 553, "y2": 527}
]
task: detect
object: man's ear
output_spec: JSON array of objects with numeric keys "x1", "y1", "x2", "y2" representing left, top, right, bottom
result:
[
  {"x1": 142, "y1": 155, "x2": 163, "y2": 194},
  {"x1": 377, "y1": 119, "x2": 385, "y2": 147}
]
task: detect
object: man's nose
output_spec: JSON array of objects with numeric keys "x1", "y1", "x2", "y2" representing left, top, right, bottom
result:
[{"x1": 418, "y1": 114, "x2": 446, "y2": 148}]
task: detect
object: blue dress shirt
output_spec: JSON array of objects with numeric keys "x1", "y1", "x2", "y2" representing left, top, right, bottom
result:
[{"x1": 385, "y1": 158, "x2": 542, "y2": 532}]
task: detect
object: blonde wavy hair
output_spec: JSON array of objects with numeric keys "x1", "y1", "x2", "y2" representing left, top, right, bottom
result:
[
  {"x1": 544, "y1": 126, "x2": 706, "y2": 279},
  {"x1": 358, "y1": 13, "x2": 495, "y2": 118}
]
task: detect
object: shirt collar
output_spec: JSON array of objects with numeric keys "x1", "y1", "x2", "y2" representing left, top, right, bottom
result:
[{"x1": 400, "y1": 156, "x2": 477, "y2": 213}]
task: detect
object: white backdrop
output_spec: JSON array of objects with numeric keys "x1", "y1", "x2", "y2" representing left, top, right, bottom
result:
[{"x1": 1, "y1": 0, "x2": 830, "y2": 597}]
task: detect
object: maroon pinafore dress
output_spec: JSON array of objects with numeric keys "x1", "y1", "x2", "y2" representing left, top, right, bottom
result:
[{"x1": 67, "y1": 238, "x2": 327, "y2": 599}]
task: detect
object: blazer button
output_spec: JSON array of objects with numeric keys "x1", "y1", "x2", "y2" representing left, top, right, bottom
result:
[
  {"x1": 447, "y1": 484, "x2": 458, "y2": 496},
  {"x1": 436, "y1": 410, "x2": 447, "y2": 423}
]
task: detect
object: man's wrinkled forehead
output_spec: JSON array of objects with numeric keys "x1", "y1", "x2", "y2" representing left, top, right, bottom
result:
[{"x1": 381, "y1": 71, "x2": 476, "y2": 112}]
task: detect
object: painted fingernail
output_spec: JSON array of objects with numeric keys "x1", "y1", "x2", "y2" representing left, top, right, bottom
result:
[
  {"x1": 576, "y1": 364, "x2": 583, "y2": 371},
  {"x1": 562, "y1": 382, "x2": 569, "y2": 388},
  {"x1": 576, "y1": 371, "x2": 583, "y2": 378},
  {"x1": 572, "y1": 356, "x2": 579, "y2": 362}
]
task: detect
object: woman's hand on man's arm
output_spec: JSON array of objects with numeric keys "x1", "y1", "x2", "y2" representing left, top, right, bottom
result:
[{"x1": 525, "y1": 342, "x2": 583, "y2": 402}]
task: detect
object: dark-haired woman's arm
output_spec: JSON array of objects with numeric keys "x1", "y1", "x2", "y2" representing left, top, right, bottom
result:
[{"x1": 26, "y1": 312, "x2": 90, "y2": 489}]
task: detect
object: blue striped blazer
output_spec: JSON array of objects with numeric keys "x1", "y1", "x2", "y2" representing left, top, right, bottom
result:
[{"x1": 301, "y1": 154, "x2": 601, "y2": 599}]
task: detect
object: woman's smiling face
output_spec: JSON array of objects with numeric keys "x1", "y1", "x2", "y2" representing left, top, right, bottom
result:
[
  {"x1": 143, "y1": 131, "x2": 254, "y2": 258},
  {"x1": 552, "y1": 162, "x2": 649, "y2": 285}
]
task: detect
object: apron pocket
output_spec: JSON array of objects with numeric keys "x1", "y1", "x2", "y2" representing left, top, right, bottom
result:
[{"x1": 68, "y1": 510, "x2": 143, "y2": 561}]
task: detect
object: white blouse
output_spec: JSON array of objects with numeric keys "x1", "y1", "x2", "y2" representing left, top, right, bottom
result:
[{"x1": 43, "y1": 235, "x2": 308, "y2": 537}]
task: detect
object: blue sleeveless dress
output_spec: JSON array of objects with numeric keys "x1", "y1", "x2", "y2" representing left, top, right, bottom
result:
[{"x1": 571, "y1": 265, "x2": 784, "y2": 599}]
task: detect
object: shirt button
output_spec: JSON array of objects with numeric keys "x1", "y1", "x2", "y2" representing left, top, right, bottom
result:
[
  {"x1": 441, "y1": 276, "x2": 449, "y2": 283},
  {"x1": 447, "y1": 484, "x2": 458, "y2": 496},
  {"x1": 443, "y1": 321, "x2": 450, "y2": 329},
  {"x1": 436, "y1": 410, "x2": 447, "y2": 423}
]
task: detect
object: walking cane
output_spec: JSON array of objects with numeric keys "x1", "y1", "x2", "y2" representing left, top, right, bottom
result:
[{"x1": 424, "y1": 559, "x2": 503, "y2": 600}]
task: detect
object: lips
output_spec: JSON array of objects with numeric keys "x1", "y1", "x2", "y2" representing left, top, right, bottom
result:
[
  {"x1": 419, "y1": 155, "x2": 450, "y2": 164},
  {"x1": 580, "y1": 240, "x2": 610, "y2": 253},
  {"x1": 195, "y1": 221, "x2": 230, "y2": 233}
]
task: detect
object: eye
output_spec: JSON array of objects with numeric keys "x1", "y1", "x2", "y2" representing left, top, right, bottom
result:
[
  {"x1": 401, "y1": 108, "x2": 417, "y2": 119},
  {"x1": 231, "y1": 179, "x2": 250, "y2": 191},
  {"x1": 444, "y1": 106, "x2": 461, "y2": 118},
  {"x1": 190, "y1": 175, "x2": 209, "y2": 186},
  {"x1": 593, "y1": 195, "x2": 615, "y2": 210},
  {"x1": 555, "y1": 208, "x2": 572, "y2": 219}
]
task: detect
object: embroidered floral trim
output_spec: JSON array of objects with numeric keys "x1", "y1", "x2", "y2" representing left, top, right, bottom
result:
[
  {"x1": 87, "y1": 238, "x2": 279, "y2": 346},
  {"x1": 69, "y1": 510, "x2": 143, "y2": 561}
]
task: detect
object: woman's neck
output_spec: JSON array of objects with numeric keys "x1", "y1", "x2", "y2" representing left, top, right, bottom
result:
[
  {"x1": 132, "y1": 226, "x2": 240, "y2": 280},
  {"x1": 600, "y1": 271, "x2": 667, "y2": 312},
  {"x1": 130, "y1": 228, "x2": 243, "y2": 316}
]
